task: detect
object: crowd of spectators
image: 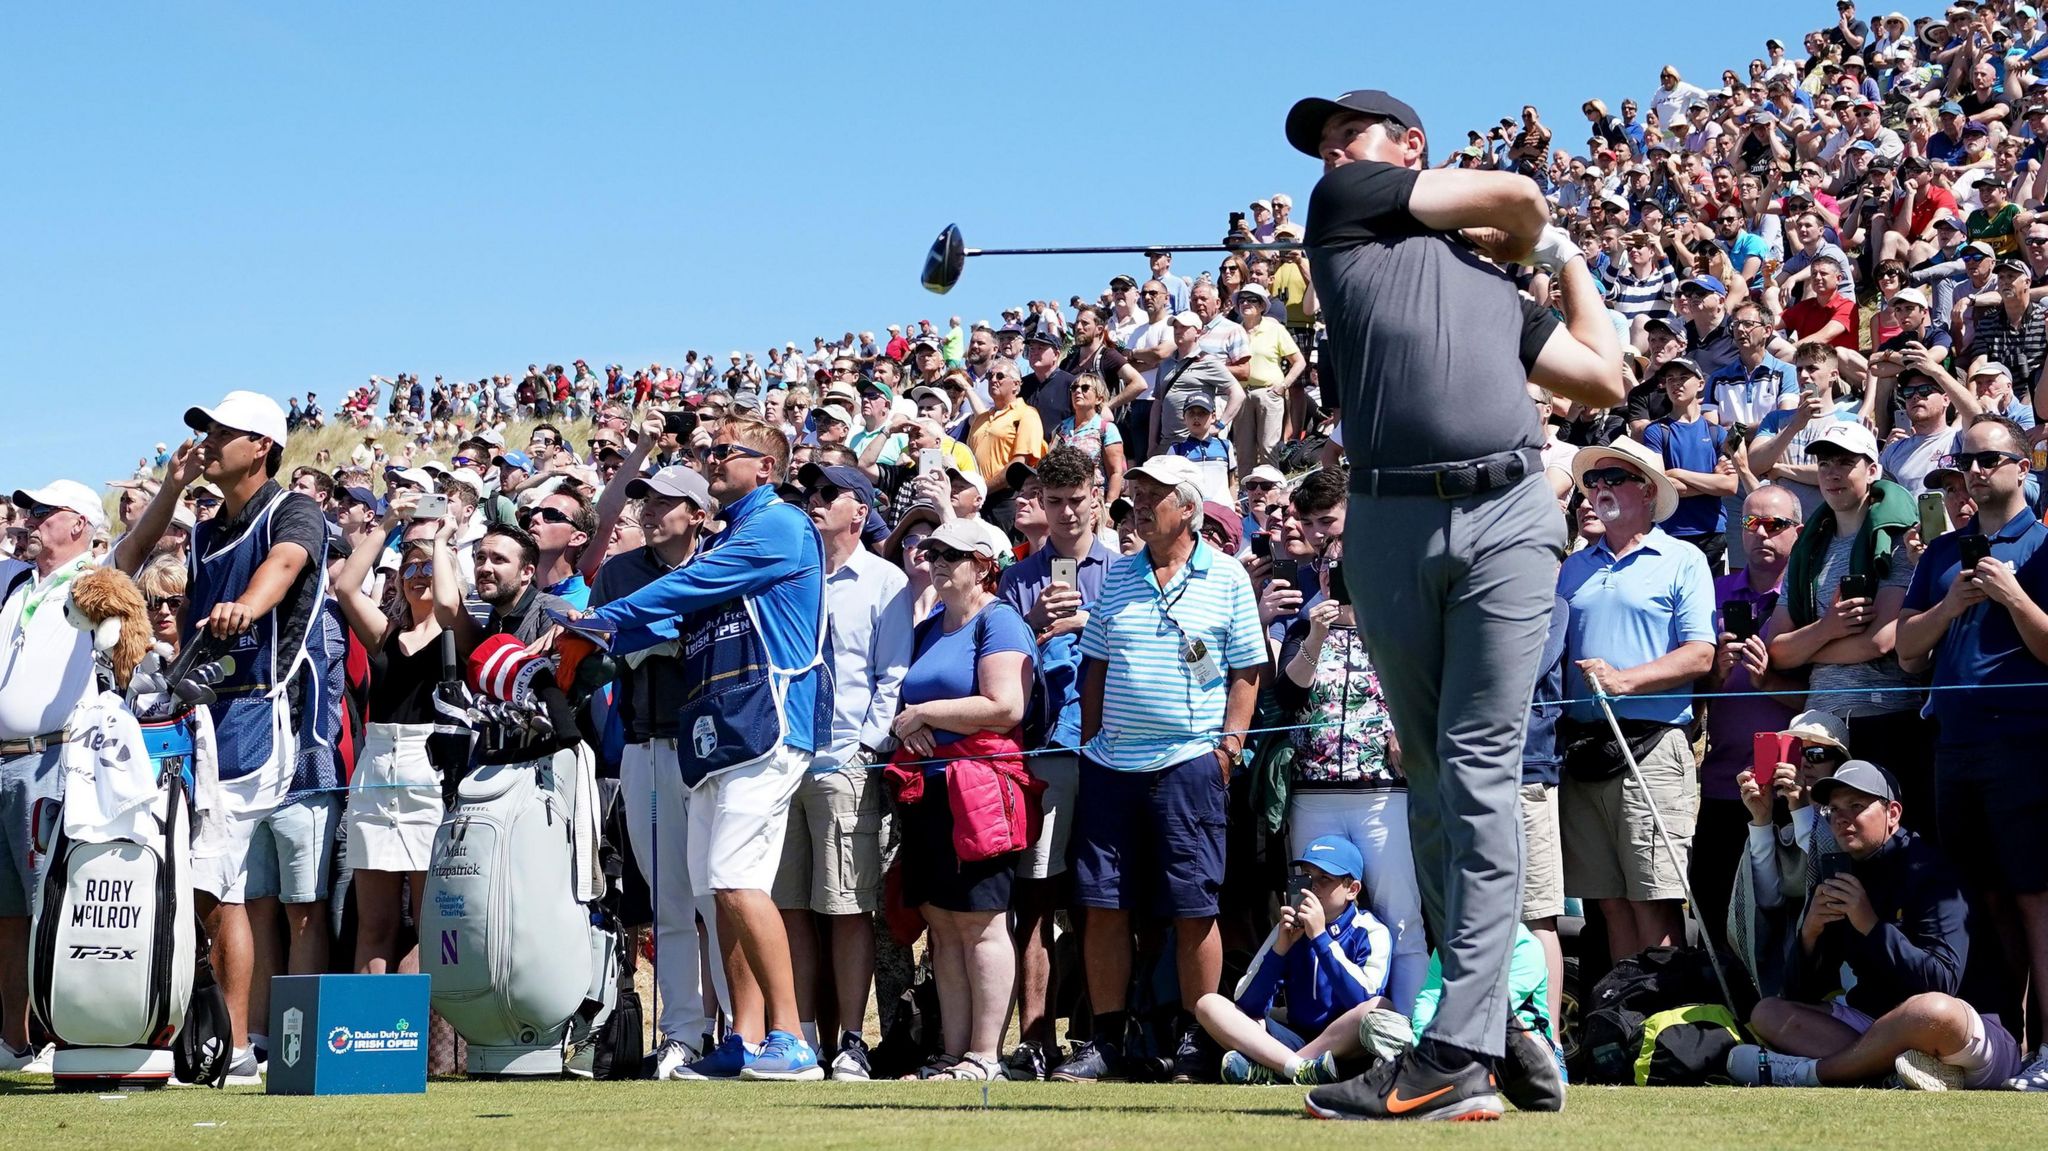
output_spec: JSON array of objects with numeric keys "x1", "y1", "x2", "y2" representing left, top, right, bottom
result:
[{"x1": 4, "y1": 0, "x2": 2048, "y2": 1102}]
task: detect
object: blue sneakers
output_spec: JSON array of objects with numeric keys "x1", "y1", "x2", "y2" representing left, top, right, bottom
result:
[
  {"x1": 739, "y1": 1030, "x2": 824, "y2": 1081},
  {"x1": 670, "y1": 1033, "x2": 754, "y2": 1080}
]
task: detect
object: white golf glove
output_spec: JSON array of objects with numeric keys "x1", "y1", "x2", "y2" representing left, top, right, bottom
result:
[{"x1": 1525, "y1": 224, "x2": 1581, "y2": 276}]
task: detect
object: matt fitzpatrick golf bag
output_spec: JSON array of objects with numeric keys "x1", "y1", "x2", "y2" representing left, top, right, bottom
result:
[{"x1": 421, "y1": 634, "x2": 617, "y2": 1077}]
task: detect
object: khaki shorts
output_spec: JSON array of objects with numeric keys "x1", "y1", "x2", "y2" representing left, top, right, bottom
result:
[
  {"x1": 1559, "y1": 727, "x2": 1697, "y2": 902},
  {"x1": 1016, "y1": 752, "x2": 1081, "y2": 880},
  {"x1": 771, "y1": 764, "x2": 884, "y2": 915},
  {"x1": 1519, "y1": 782, "x2": 1565, "y2": 921}
]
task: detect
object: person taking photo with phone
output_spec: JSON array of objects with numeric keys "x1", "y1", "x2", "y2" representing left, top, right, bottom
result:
[
  {"x1": 1897, "y1": 413, "x2": 2048, "y2": 1088},
  {"x1": 1764, "y1": 421, "x2": 1937, "y2": 841},
  {"x1": 1728, "y1": 761, "x2": 2024, "y2": 1093}
]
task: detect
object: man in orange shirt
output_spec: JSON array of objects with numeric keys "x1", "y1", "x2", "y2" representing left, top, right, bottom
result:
[{"x1": 967, "y1": 359, "x2": 1047, "y2": 533}]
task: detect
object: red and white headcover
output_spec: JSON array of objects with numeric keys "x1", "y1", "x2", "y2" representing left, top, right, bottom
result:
[{"x1": 467, "y1": 633, "x2": 553, "y2": 706}]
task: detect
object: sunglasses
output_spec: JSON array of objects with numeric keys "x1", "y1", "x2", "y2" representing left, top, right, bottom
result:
[
  {"x1": 146, "y1": 594, "x2": 186, "y2": 613},
  {"x1": 452, "y1": 455, "x2": 478, "y2": 468},
  {"x1": 708, "y1": 442, "x2": 768, "y2": 462},
  {"x1": 921, "y1": 544, "x2": 975, "y2": 565},
  {"x1": 25, "y1": 503, "x2": 64, "y2": 521},
  {"x1": 1898, "y1": 383, "x2": 1942, "y2": 399},
  {"x1": 1801, "y1": 745, "x2": 1843, "y2": 767},
  {"x1": 1953, "y1": 449, "x2": 2025, "y2": 471},
  {"x1": 518, "y1": 506, "x2": 575, "y2": 526},
  {"x1": 193, "y1": 496, "x2": 222, "y2": 509},
  {"x1": 1583, "y1": 467, "x2": 1649, "y2": 489},
  {"x1": 401, "y1": 561, "x2": 434, "y2": 579},
  {"x1": 1742, "y1": 513, "x2": 1800, "y2": 534}
]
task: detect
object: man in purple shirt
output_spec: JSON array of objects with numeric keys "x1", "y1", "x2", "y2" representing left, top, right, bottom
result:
[{"x1": 1696, "y1": 484, "x2": 1805, "y2": 946}]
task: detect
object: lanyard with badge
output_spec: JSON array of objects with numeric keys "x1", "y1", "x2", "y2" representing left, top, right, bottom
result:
[
  {"x1": 13, "y1": 562, "x2": 84, "y2": 647},
  {"x1": 1153, "y1": 568, "x2": 1225, "y2": 691}
]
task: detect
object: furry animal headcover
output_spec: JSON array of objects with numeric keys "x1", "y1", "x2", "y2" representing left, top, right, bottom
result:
[{"x1": 63, "y1": 566, "x2": 154, "y2": 690}]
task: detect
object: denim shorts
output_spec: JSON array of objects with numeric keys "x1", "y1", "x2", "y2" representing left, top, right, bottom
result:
[
  {"x1": 1071, "y1": 751, "x2": 1227, "y2": 919},
  {"x1": 0, "y1": 747, "x2": 64, "y2": 917},
  {"x1": 245, "y1": 793, "x2": 341, "y2": 904}
]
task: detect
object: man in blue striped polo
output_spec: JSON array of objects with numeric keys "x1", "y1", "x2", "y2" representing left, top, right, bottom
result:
[{"x1": 1049, "y1": 454, "x2": 1266, "y2": 1084}]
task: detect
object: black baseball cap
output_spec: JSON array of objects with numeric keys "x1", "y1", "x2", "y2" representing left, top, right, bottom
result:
[{"x1": 1285, "y1": 89, "x2": 1425, "y2": 158}]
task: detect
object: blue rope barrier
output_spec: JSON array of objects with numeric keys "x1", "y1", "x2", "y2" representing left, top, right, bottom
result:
[{"x1": 208, "y1": 674, "x2": 2047, "y2": 795}]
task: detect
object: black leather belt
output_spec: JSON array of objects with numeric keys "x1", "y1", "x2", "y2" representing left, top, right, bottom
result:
[{"x1": 1360, "y1": 448, "x2": 1543, "y2": 500}]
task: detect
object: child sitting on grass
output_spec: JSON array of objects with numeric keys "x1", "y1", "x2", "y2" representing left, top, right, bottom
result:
[{"x1": 1194, "y1": 836, "x2": 1390, "y2": 1085}]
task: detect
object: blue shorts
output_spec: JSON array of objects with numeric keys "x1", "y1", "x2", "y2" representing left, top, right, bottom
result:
[
  {"x1": 1072, "y1": 751, "x2": 1227, "y2": 919},
  {"x1": 0, "y1": 746, "x2": 64, "y2": 917},
  {"x1": 1936, "y1": 740, "x2": 2048, "y2": 894}
]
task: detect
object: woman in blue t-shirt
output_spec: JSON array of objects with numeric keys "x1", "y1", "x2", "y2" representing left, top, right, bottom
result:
[{"x1": 891, "y1": 518, "x2": 1035, "y2": 1080}]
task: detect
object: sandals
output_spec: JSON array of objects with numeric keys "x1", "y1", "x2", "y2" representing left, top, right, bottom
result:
[{"x1": 933, "y1": 1054, "x2": 999, "y2": 1081}]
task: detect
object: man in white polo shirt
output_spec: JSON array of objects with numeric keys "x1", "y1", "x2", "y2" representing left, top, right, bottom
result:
[
  {"x1": 0, "y1": 469, "x2": 189, "y2": 1071},
  {"x1": 1050, "y1": 454, "x2": 1266, "y2": 1085}
]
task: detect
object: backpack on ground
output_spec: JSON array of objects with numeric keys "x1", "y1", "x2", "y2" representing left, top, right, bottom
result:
[
  {"x1": 1633, "y1": 1004, "x2": 1742, "y2": 1086},
  {"x1": 421, "y1": 742, "x2": 616, "y2": 1077},
  {"x1": 28, "y1": 760, "x2": 195, "y2": 1091},
  {"x1": 1577, "y1": 945, "x2": 1755, "y2": 1085}
]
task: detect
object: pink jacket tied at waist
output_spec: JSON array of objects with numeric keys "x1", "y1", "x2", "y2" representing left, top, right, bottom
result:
[{"x1": 884, "y1": 728, "x2": 1044, "y2": 862}]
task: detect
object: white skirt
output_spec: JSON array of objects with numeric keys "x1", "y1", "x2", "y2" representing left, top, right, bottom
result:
[{"x1": 345, "y1": 723, "x2": 445, "y2": 872}]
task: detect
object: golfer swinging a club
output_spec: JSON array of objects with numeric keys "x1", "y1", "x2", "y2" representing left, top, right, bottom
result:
[{"x1": 1284, "y1": 90, "x2": 1622, "y2": 1121}]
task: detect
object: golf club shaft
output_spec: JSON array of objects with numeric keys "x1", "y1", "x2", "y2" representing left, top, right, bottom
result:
[
  {"x1": 968, "y1": 241, "x2": 1305, "y2": 257},
  {"x1": 1595, "y1": 691, "x2": 1744, "y2": 1020}
]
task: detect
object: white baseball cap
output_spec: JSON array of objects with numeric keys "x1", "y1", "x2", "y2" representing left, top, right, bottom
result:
[
  {"x1": 1127, "y1": 454, "x2": 1206, "y2": 491},
  {"x1": 924, "y1": 517, "x2": 1007, "y2": 559},
  {"x1": 1808, "y1": 420, "x2": 1881, "y2": 462},
  {"x1": 184, "y1": 390, "x2": 289, "y2": 448},
  {"x1": 12, "y1": 479, "x2": 108, "y2": 531},
  {"x1": 945, "y1": 465, "x2": 988, "y2": 499}
]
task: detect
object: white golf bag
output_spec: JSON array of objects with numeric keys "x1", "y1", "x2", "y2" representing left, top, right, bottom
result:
[
  {"x1": 28, "y1": 707, "x2": 198, "y2": 1092},
  {"x1": 422, "y1": 742, "x2": 617, "y2": 1076}
]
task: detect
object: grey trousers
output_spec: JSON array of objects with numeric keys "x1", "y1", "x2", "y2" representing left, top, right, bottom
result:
[{"x1": 1342, "y1": 475, "x2": 1561, "y2": 1058}]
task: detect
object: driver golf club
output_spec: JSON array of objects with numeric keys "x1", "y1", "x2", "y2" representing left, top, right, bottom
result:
[{"x1": 920, "y1": 223, "x2": 1306, "y2": 294}]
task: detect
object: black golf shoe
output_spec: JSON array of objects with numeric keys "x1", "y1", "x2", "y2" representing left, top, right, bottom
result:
[{"x1": 1303, "y1": 1046, "x2": 1504, "y2": 1122}]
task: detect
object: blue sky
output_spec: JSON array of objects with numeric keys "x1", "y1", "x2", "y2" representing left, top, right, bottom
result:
[{"x1": 5, "y1": 0, "x2": 1808, "y2": 486}]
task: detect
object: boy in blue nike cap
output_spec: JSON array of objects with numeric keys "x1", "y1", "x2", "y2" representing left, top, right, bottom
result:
[{"x1": 1193, "y1": 835, "x2": 1391, "y2": 1085}]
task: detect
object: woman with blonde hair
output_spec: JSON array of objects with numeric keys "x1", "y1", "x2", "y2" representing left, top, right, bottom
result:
[
  {"x1": 135, "y1": 554, "x2": 188, "y2": 655},
  {"x1": 1051, "y1": 374, "x2": 1126, "y2": 503}
]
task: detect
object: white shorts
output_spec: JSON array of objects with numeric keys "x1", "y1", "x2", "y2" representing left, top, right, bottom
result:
[
  {"x1": 1829, "y1": 999, "x2": 2024, "y2": 1089},
  {"x1": 1016, "y1": 752, "x2": 1080, "y2": 880},
  {"x1": 687, "y1": 743, "x2": 806, "y2": 896},
  {"x1": 345, "y1": 723, "x2": 444, "y2": 873}
]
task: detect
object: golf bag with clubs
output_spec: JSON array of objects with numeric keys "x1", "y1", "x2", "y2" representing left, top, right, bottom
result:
[
  {"x1": 26, "y1": 665, "x2": 217, "y2": 1090},
  {"x1": 421, "y1": 634, "x2": 617, "y2": 1077}
]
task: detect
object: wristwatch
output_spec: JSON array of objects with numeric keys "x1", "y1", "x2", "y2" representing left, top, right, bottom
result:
[{"x1": 1217, "y1": 734, "x2": 1245, "y2": 769}]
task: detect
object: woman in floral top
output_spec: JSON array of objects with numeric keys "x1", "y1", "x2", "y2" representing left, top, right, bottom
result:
[
  {"x1": 1274, "y1": 540, "x2": 1427, "y2": 1013},
  {"x1": 1051, "y1": 374, "x2": 1126, "y2": 503}
]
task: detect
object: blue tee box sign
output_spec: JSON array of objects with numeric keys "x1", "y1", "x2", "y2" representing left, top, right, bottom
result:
[{"x1": 266, "y1": 974, "x2": 429, "y2": 1095}]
